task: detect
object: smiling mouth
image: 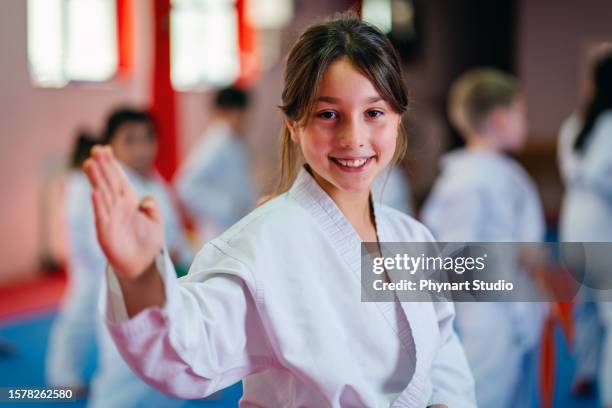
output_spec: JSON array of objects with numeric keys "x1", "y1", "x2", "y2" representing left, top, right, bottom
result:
[{"x1": 330, "y1": 156, "x2": 375, "y2": 170}]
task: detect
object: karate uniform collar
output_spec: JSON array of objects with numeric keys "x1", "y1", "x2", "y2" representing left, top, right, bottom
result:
[
  {"x1": 288, "y1": 166, "x2": 433, "y2": 407},
  {"x1": 288, "y1": 165, "x2": 387, "y2": 248}
]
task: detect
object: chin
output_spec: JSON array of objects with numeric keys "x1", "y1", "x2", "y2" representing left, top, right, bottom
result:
[
  {"x1": 332, "y1": 177, "x2": 373, "y2": 194},
  {"x1": 311, "y1": 162, "x2": 379, "y2": 196}
]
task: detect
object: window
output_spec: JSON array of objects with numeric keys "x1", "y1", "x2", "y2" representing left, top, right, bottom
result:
[
  {"x1": 247, "y1": 0, "x2": 293, "y2": 30},
  {"x1": 362, "y1": 0, "x2": 392, "y2": 34},
  {"x1": 170, "y1": 0, "x2": 239, "y2": 90},
  {"x1": 362, "y1": 0, "x2": 420, "y2": 62},
  {"x1": 27, "y1": 0, "x2": 118, "y2": 87}
]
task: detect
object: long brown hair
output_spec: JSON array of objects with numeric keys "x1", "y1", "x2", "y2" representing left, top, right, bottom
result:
[
  {"x1": 574, "y1": 51, "x2": 612, "y2": 153},
  {"x1": 274, "y1": 11, "x2": 409, "y2": 195}
]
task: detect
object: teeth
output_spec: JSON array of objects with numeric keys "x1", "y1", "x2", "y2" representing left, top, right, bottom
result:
[{"x1": 336, "y1": 158, "x2": 367, "y2": 168}]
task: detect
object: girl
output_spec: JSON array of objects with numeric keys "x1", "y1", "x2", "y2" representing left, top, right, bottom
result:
[
  {"x1": 559, "y1": 50, "x2": 612, "y2": 406},
  {"x1": 84, "y1": 13, "x2": 475, "y2": 407}
]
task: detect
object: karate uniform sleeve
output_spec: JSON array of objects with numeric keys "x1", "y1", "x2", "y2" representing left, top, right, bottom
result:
[
  {"x1": 582, "y1": 113, "x2": 612, "y2": 200},
  {"x1": 101, "y1": 243, "x2": 275, "y2": 399},
  {"x1": 427, "y1": 301, "x2": 477, "y2": 407}
]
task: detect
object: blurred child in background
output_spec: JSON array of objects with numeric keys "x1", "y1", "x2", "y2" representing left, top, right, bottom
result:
[
  {"x1": 46, "y1": 108, "x2": 190, "y2": 407},
  {"x1": 175, "y1": 86, "x2": 256, "y2": 243},
  {"x1": 46, "y1": 131, "x2": 99, "y2": 393},
  {"x1": 559, "y1": 49, "x2": 612, "y2": 406},
  {"x1": 421, "y1": 68, "x2": 547, "y2": 408},
  {"x1": 100, "y1": 108, "x2": 191, "y2": 268}
]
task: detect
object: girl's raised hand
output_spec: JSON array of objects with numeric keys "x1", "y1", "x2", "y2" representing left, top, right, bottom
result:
[{"x1": 83, "y1": 146, "x2": 164, "y2": 280}]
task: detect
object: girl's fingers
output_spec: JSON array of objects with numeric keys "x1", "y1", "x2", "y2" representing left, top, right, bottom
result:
[
  {"x1": 86, "y1": 147, "x2": 113, "y2": 200},
  {"x1": 83, "y1": 158, "x2": 102, "y2": 190},
  {"x1": 94, "y1": 165, "x2": 113, "y2": 216},
  {"x1": 92, "y1": 190, "x2": 110, "y2": 225},
  {"x1": 97, "y1": 146, "x2": 123, "y2": 201},
  {"x1": 85, "y1": 156, "x2": 113, "y2": 214},
  {"x1": 106, "y1": 147, "x2": 136, "y2": 199},
  {"x1": 139, "y1": 195, "x2": 161, "y2": 222}
]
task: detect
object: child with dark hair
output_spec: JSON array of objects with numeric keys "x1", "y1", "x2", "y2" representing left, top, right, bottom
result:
[
  {"x1": 70, "y1": 131, "x2": 99, "y2": 169},
  {"x1": 214, "y1": 86, "x2": 250, "y2": 110},
  {"x1": 100, "y1": 107, "x2": 190, "y2": 265},
  {"x1": 175, "y1": 86, "x2": 255, "y2": 243}
]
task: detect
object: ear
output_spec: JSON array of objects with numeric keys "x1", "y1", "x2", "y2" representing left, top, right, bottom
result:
[{"x1": 284, "y1": 117, "x2": 300, "y2": 144}]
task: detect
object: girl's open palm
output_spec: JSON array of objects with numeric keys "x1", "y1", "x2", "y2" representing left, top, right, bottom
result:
[{"x1": 84, "y1": 146, "x2": 164, "y2": 280}]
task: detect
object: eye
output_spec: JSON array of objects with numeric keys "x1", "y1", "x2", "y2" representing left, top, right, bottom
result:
[
  {"x1": 316, "y1": 110, "x2": 338, "y2": 120},
  {"x1": 366, "y1": 109, "x2": 384, "y2": 119}
]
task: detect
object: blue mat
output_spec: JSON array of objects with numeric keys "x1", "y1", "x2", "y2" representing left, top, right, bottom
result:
[{"x1": 0, "y1": 311, "x2": 242, "y2": 407}]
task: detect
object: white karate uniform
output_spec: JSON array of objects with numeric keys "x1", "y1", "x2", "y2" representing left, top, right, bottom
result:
[
  {"x1": 421, "y1": 149, "x2": 547, "y2": 408},
  {"x1": 372, "y1": 166, "x2": 414, "y2": 215},
  {"x1": 557, "y1": 113, "x2": 582, "y2": 186},
  {"x1": 46, "y1": 171, "x2": 104, "y2": 389},
  {"x1": 559, "y1": 111, "x2": 612, "y2": 404},
  {"x1": 175, "y1": 122, "x2": 256, "y2": 242},
  {"x1": 102, "y1": 167, "x2": 476, "y2": 407},
  {"x1": 560, "y1": 111, "x2": 612, "y2": 242},
  {"x1": 46, "y1": 169, "x2": 189, "y2": 408}
]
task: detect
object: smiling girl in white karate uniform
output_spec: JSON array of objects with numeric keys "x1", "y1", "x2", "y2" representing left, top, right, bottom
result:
[{"x1": 83, "y1": 13, "x2": 475, "y2": 408}]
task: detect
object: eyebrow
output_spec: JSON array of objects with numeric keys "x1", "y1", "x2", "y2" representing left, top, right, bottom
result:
[{"x1": 316, "y1": 96, "x2": 384, "y2": 104}]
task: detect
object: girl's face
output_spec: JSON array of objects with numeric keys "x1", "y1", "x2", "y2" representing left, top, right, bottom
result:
[{"x1": 288, "y1": 57, "x2": 401, "y2": 198}]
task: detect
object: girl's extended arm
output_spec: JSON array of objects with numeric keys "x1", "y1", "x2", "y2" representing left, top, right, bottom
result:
[{"x1": 85, "y1": 146, "x2": 272, "y2": 398}]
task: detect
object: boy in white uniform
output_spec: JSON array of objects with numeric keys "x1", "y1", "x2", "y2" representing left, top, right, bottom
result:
[
  {"x1": 422, "y1": 68, "x2": 546, "y2": 408},
  {"x1": 175, "y1": 87, "x2": 255, "y2": 243}
]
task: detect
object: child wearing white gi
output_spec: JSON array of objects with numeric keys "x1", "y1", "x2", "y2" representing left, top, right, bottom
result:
[
  {"x1": 422, "y1": 68, "x2": 547, "y2": 408},
  {"x1": 175, "y1": 87, "x2": 256, "y2": 243},
  {"x1": 46, "y1": 110, "x2": 190, "y2": 407},
  {"x1": 559, "y1": 50, "x2": 612, "y2": 406},
  {"x1": 84, "y1": 13, "x2": 476, "y2": 408}
]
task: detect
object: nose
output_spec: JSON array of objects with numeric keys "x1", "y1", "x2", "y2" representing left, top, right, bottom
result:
[{"x1": 338, "y1": 116, "x2": 365, "y2": 149}]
